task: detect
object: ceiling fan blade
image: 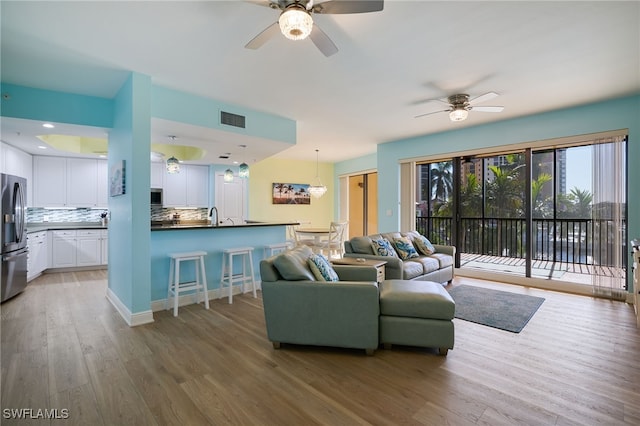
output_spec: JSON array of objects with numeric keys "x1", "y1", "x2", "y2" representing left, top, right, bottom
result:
[
  {"x1": 468, "y1": 91, "x2": 499, "y2": 105},
  {"x1": 415, "y1": 109, "x2": 450, "y2": 119},
  {"x1": 471, "y1": 106, "x2": 504, "y2": 113},
  {"x1": 312, "y1": 0, "x2": 384, "y2": 14},
  {"x1": 309, "y1": 23, "x2": 338, "y2": 56},
  {"x1": 245, "y1": 22, "x2": 280, "y2": 50}
]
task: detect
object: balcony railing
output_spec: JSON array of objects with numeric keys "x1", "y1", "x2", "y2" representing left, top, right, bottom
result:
[{"x1": 416, "y1": 216, "x2": 627, "y2": 268}]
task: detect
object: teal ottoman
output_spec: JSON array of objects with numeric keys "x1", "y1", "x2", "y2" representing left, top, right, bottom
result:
[{"x1": 379, "y1": 280, "x2": 455, "y2": 355}]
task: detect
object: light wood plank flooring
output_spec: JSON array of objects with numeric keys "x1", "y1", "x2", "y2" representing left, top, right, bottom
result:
[{"x1": 1, "y1": 270, "x2": 639, "y2": 425}]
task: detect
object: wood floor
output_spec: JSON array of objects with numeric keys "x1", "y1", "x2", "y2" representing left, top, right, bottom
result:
[{"x1": 1, "y1": 270, "x2": 639, "y2": 425}]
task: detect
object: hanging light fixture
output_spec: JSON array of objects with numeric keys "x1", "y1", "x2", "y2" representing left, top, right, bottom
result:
[
  {"x1": 279, "y1": 5, "x2": 313, "y2": 40},
  {"x1": 224, "y1": 168, "x2": 234, "y2": 183},
  {"x1": 238, "y1": 144, "x2": 249, "y2": 178},
  {"x1": 308, "y1": 149, "x2": 327, "y2": 199},
  {"x1": 166, "y1": 135, "x2": 180, "y2": 173}
]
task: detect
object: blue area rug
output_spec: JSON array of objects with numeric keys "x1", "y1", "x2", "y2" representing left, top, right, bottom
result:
[{"x1": 448, "y1": 285, "x2": 545, "y2": 333}]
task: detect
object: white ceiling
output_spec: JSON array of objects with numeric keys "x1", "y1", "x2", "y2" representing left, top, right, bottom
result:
[{"x1": 1, "y1": 1, "x2": 639, "y2": 164}]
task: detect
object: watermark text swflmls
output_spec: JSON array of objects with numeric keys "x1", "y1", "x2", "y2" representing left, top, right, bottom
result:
[{"x1": 2, "y1": 408, "x2": 70, "y2": 420}]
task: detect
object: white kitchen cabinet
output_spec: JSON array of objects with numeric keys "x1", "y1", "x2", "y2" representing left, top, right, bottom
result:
[
  {"x1": 27, "y1": 231, "x2": 48, "y2": 281},
  {"x1": 51, "y1": 230, "x2": 77, "y2": 268},
  {"x1": 150, "y1": 162, "x2": 164, "y2": 188},
  {"x1": 162, "y1": 167, "x2": 187, "y2": 207},
  {"x1": 76, "y1": 230, "x2": 101, "y2": 267},
  {"x1": 67, "y1": 158, "x2": 98, "y2": 207},
  {"x1": 186, "y1": 165, "x2": 209, "y2": 207},
  {"x1": 33, "y1": 156, "x2": 108, "y2": 208},
  {"x1": 1, "y1": 142, "x2": 33, "y2": 206},
  {"x1": 96, "y1": 160, "x2": 108, "y2": 208},
  {"x1": 100, "y1": 230, "x2": 108, "y2": 265},
  {"x1": 33, "y1": 156, "x2": 67, "y2": 207},
  {"x1": 163, "y1": 165, "x2": 209, "y2": 207}
]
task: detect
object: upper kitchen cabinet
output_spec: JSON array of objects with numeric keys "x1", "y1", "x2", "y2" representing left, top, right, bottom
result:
[
  {"x1": 150, "y1": 162, "x2": 164, "y2": 188},
  {"x1": 0, "y1": 142, "x2": 33, "y2": 206},
  {"x1": 33, "y1": 156, "x2": 67, "y2": 207},
  {"x1": 33, "y1": 156, "x2": 108, "y2": 208},
  {"x1": 163, "y1": 164, "x2": 209, "y2": 207}
]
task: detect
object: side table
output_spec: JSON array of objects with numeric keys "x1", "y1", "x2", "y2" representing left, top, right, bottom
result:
[{"x1": 331, "y1": 258, "x2": 386, "y2": 283}]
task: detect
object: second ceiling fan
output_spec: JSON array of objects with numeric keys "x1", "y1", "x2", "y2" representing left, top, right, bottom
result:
[
  {"x1": 245, "y1": 0, "x2": 384, "y2": 57},
  {"x1": 415, "y1": 92, "x2": 505, "y2": 122}
]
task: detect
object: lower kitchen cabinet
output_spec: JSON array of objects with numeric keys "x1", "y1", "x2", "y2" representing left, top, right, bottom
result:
[
  {"x1": 100, "y1": 230, "x2": 108, "y2": 265},
  {"x1": 51, "y1": 230, "x2": 77, "y2": 268},
  {"x1": 27, "y1": 231, "x2": 48, "y2": 281},
  {"x1": 50, "y1": 229, "x2": 107, "y2": 269},
  {"x1": 77, "y1": 230, "x2": 102, "y2": 267}
]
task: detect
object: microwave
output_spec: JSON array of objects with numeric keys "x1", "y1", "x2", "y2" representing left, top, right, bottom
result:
[{"x1": 150, "y1": 188, "x2": 163, "y2": 206}]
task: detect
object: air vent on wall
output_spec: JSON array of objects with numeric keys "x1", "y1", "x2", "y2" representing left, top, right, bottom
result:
[{"x1": 220, "y1": 111, "x2": 246, "y2": 128}]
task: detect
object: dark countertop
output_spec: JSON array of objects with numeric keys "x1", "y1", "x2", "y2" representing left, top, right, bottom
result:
[
  {"x1": 27, "y1": 222, "x2": 108, "y2": 233},
  {"x1": 150, "y1": 220, "x2": 296, "y2": 231},
  {"x1": 27, "y1": 221, "x2": 296, "y2": 233}
]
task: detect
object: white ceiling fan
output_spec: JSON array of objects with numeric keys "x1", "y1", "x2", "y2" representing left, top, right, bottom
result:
[
  {"x1": 415, "y1": 92, "x2": 505, "y2": 122},
  {"x1": 245, "y1": 0, "x2": 384, "y2": 57}
]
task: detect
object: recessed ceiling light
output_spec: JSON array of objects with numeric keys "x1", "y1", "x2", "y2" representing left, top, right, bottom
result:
[
  {"x1": 233, "y1": 161, "x2": 239, "y2": 164},
  {"x1": 37, "y1": 145, "x2": 47, "y2": 149},
  {"x1": 42, "y1": 123, "x2": 55, "y2": 128}
]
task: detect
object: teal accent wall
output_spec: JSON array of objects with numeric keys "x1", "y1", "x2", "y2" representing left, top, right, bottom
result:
[
  {"x1": 337, "y1": 94, "x2": 639, "y2": 293},
  {"x1": 0, "y1": 83, "x2": 113, "y2": 127},
  {"x1": 152, "y1": 85, "x2": 297, "y2": 145},
  {"x1": 108, "y1": 72, "x2": 152, "y2": 315}
]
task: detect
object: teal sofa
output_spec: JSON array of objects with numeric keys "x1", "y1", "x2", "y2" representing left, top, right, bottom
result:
[{"x1": 343, "y1": 231, "x2": 455, "y2": 284}]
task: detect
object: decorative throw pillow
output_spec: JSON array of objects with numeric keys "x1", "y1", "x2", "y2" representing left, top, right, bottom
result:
[
  {"x1": 307, "y1": 254, "x2": 339, "y2": 282},
  {"x1": 371, "y1": 238, "x2": 398, "y2": 257},
  {"x1": 273, "y1": 246, "x2": 316, "y2": 280},
  {"x1": 393, "y1": 236, "x2": 419, "y2": 260},
  {"x1": 413, "y1": 234, "x2": 436, "y2": 255}
]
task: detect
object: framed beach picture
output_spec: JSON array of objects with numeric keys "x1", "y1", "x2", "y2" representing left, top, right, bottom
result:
[
  {"x1": 272, "y1": 183, "x2": 310, "y2": 205},
  {"x1": 110, "y1": 160, "x2": 126, "y2": 197}
]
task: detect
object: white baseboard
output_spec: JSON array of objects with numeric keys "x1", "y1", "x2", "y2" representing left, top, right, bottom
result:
[
  {"x1": 106, "y1": 288, "x2": 155, "y2": 326},
  {"x1": 151, "y1": 282, "x2": 262, "y2": 312}
]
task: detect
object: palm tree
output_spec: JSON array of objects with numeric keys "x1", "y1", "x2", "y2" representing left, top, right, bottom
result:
[
  {"x1": 570, "y1": 187, "x2": 592, "y2": 219},
  {"x1": 430, "y1": 161, "x2": 453, "y2": 213},
  {"x1": 274, "y1": 183, "x2": 287, "y2": 202}
]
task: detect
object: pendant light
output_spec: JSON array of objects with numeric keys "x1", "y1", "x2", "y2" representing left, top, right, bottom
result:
[
  {"x1": 308, "y1": 149, "x2": 327, "y2": 199},
  {"x1": 223, "y1": 168, "x2": 234, "y2": 182},
  {"x1": 166, "y1": 135, "x2": 180, "y2": 174},
  {"x1": 238, "y1": 144, "x2": 249, "y2": 178}
]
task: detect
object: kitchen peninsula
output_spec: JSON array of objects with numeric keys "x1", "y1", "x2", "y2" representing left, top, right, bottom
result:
[{"x1": 149, "y1": 221, "x2": 294, "y2": 309}]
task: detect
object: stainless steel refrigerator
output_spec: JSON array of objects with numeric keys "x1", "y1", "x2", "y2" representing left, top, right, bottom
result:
[{"x1": 1, "y1": 173, "x2": 28, "y2": 302}]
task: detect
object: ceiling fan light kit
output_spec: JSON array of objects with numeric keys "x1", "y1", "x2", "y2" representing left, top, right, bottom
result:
[
  {"x1": 279, "y1": 6, "x2": 313, "y2": 40},
  {"x1": 246, "y1": 0, "x2": 384, "y2": 57},
  {"x1": 449, "y1": 108, "x2": 469, "y2": 122},
  {"x1": 415, "y1": 92, "x2": 504, "y2": 122}
]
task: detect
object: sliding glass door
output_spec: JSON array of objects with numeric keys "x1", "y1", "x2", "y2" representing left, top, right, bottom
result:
[{"x1": 415, "y1": 135, "x2": 627, "y2": 297}]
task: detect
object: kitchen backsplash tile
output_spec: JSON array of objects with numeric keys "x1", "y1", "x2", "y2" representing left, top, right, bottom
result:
[{"x1": 28, "y1": 207, "x2": 209, "y2": 223}]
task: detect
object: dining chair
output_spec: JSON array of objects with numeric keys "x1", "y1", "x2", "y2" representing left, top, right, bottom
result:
[{"x1": 318, "y1": 221, "x2": 348, "y2": 259}]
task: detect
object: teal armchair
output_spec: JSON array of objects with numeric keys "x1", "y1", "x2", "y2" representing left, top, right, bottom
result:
[{"x1": 260, "y1": 246, "x2": 380, "y2": 355}]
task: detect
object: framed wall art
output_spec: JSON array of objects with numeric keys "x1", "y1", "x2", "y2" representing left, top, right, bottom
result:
[
  {"x1": 272, "y1": 183, "x2": 310, "y2": 205},
  {"x1": 110, "y1": 160, "x2": 126, "y2": 197}
]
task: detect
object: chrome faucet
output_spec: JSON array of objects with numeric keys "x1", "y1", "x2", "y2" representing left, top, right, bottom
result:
[{"x1": 208, "y1": 206, "x2": 219, "y2": 227}]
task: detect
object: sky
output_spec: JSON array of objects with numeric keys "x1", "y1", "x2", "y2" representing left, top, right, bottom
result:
[{"x1": 565, "y1": 145, "x2": 592, "y2": 193}]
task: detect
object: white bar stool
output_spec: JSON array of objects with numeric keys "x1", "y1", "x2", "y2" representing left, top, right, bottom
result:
[
  {"x1": 166, "y1": 251, "x2": 209, "y2": 317},
  {"x1": 220, "y1": 247, "x2": 257, "y2": 304},
  {"x1": 263, "y1": 242, "x2": 291, "y2": 258}
]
